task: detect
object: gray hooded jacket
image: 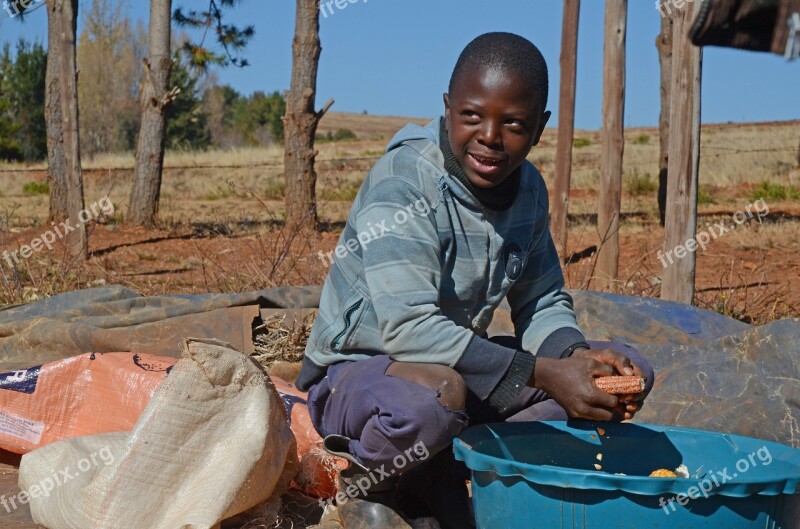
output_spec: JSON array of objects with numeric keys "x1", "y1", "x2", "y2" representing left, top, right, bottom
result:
[{"x1": 297, "y1": 118, "x2": 587, "y2": 412}]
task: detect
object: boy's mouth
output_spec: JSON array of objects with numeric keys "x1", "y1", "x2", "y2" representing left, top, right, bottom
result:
[{"x1": 467, "y1": 152, "x2": 506, "y2": 176}]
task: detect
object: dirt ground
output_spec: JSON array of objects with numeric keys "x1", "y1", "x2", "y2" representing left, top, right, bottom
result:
[{"x1": 1, "y1": 190, "x2": 797, "y2": 325}]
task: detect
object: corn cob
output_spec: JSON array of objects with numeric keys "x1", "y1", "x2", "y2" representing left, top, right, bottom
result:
[
  {"x1": 649, "y1": 468, "x2": 677, "y2": 478},
  {"x1": 594, "y1": 375, "x2": 645, "y2": 395}
]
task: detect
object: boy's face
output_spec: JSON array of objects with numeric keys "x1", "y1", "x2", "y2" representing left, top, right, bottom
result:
[{"x1": 444, "y1": 67, "x2": 550, "y2": 188}]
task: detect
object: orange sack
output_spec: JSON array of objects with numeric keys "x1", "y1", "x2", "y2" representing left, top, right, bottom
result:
[
  {"x1": 0, "y1": 354, "x2": 344, "y2": 498},
  {"x1": 0, "y1": 352, "x2": 173, "y2": 454},
  {"x1": 271, "y1": 376, "x2": 347, "y2": 498}
]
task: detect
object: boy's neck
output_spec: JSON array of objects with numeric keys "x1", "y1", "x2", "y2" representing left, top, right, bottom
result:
[{"x1": 439, "y1": 120, "x2": 521, "y2": 211}]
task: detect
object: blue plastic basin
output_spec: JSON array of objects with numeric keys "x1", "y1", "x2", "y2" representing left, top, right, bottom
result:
[{"x1": 453, "y1": 421, "x2": 800, "y2": 528}]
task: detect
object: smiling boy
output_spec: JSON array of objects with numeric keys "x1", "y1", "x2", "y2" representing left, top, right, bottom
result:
[{"x1": 298, "y1": 32, "x2": 654, "y2": 528}]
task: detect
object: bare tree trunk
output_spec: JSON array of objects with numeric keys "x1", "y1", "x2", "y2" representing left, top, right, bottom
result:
[
  {"x1": 551, "y1": 0, "x2": 581, "y2": 262},
  {"x1": 284, "y1": 0, "x2": 332, "y2": 230},
  {"x1": 53, "y1": 0, "x2": 86, "y2": 260},
  {"x1": 596, "y1": 0, "x2": 627, "y2": 291},
  {"x1": 657, "y1": 13, "x2": 674, "y2": 227},
  {"x1": 45, "y1": 0, "x2": 68, "y2": 222},
  {"x1": 662, "y1": 2, "x2": 703, "y2": 304},
  {"x1": 128, "y1": 0, "x2": 173, "y2": 228}
]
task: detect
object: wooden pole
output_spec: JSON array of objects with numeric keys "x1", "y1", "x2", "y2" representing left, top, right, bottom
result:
[
  {"x1": 551, "y1": 0, "x2": 581, "y2": 261},
  {"x1": 596, "y1": 0, "x2": 627, "y2": 290},
  {"x1": 45, "y1": 0, "x2": 68, "y2": 223},
  {"x1": 657, "y1": 13, "x2": 674, "y2": 227},
  {"x1": 56, "y1": 0, "x2": 87, "y2": 261},
  {"x1": 661, "y1": 2, "x2": 702, "y2": 304},
  {"x1": 284, "y1": 0, "x2": 328, "y2": 231},
  {"x1": 128, "y1": 0, "x2": 173, "y2": 228}
]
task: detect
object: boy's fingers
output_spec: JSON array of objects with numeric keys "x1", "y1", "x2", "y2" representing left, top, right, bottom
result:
[
  {"x1": 590, "y1": 348, "x2": 635, "y2": 376},
  {"x1": 613, "y1": 401, "x2": 639, "y2": 421},
  {"x1": 619, "y1": 393, "x2": 645, "y2": 403},
  {"x1": 611, "y1": 354, "x2": 634, "y2": 376},
  {"x1": 629, "y1": 362, "x2": 646, "y2": 379},
  {"x1": 589, "y1": 383, "x2": 619, "y2": 409},
  {"x1": 588, "y1": 359, "x2": 617, "y2": 378}
]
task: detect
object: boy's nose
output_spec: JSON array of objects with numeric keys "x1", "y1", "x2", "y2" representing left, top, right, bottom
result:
[{"x1": 477, "y1": 121, "x2": 503, "y2": 149}]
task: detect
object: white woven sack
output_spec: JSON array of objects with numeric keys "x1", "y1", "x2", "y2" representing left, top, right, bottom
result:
[{"x1": 19, "y1": 338, "x2": 297, "y2": 529}]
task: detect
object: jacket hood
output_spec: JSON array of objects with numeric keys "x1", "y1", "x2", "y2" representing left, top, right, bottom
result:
[{"x1": 386, "y1": 118, "x2": 442, "y2": 158}]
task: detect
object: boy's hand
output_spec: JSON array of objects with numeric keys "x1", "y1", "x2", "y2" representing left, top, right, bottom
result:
[
  {"x1": 531, "y1": 355, "x2": 619, "y2": 421},
  {"x1": 571, "y1": 347, "x2": 648, "y2": 421},
  {"x1": 531, "y1": 348, "x2": 648, "y2": 421}
]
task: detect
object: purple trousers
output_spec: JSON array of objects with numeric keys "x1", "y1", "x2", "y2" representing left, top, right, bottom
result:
[{"x1": 306, "y1": 337, "x2": 655, "y2": 473}]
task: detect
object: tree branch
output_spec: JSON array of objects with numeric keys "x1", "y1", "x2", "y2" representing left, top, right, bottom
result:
[{"x1": 315, "y1": 98, "x2": 334, "y2": 121}]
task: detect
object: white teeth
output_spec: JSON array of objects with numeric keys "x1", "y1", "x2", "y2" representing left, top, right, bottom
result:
[{"x1": 473, "y1": 155, "x2": 500, "y2": 166}]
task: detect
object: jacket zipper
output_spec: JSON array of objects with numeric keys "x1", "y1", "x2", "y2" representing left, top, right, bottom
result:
[{"x1": 331, "y1": 299, "x2": 363, "y2": 349}]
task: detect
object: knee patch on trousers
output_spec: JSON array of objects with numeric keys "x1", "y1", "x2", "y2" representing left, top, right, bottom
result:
[{"x1": 385, "y1": 362, "x2": 467, "y2": 411}]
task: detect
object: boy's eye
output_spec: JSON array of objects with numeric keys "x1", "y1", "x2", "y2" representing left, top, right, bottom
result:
[
  {"x1": 506, "y1": 120, "x2": 527, "y2": 133},
  {"x1": 461, "y1": 111, "x2": 480, "y2": 122}
]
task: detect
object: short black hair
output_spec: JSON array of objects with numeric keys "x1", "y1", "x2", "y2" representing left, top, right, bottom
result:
[{"x1": 448, "y1": 32, "x2": 549, "y2": 111}]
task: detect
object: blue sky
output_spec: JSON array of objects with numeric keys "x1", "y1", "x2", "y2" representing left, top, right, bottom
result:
[{"x1": 2, "y1": 0, "x2": 798, "y2": 129}]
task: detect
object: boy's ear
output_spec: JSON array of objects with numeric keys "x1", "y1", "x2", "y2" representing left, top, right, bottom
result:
[
  {"x1": 531, "y1": 110, "x2": 552, "y2": 147},
  {"x1": 443, "y1": 93, "x2": 451, "y2": 129}
]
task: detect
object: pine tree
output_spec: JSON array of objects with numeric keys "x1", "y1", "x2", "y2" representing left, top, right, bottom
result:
[
  {"x1": 0, "y1": 98, "x2": 23, "y2": 161},
  {"x1": 0, "y1": 45, "x2": 22, "y2": 161},
  {"x1": 0, "y1": 40, "x2": 47, "y2": 162},
  {"x1": 165, "y1": 55, "x2": 211, "y2": 150}
]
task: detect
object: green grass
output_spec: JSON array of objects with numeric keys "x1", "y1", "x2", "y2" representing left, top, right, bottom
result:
[
  {"x1": 625, "y1": 171, "x2": 657, "y2": 197},
  {"x1": 263, "y1": 180, "x2": 285, "y2": 200},
  {"x1": 750, "y1": 181, "x2": 800, "y2": 202},
  {"x1": 698, "y1": 187, "x2": 716, "y2": 205},
  {"x1": 320, "y1": 186, "x2": 360, "y2": 201},
  {"x1": 316, "y1": 128, "x2": 359, "y2": 144},
  {"x1": 204, "y1": 185, "x2": 235, "y2": 201},
  {"x1": 633, "y1": 134, "x2": 650, "y2": 145},
  {"x1": 22, "y1": 181, "x2": 49, "y2": 196},
  {"x1": 360, "y1": 149, "x2": 384, "y2": 157},
  {"x1": 109, "y1": 210, "x2": 124, "y2": 224},
  {"x1": 573, "y1": 137, "x2": 592, "y2": 149}
]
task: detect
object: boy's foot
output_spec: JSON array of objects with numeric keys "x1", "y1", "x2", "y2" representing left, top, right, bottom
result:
[
  {"x1": 316, "y1": 503, "x2": 440, "y2": 529},
  {"x1": 338, "y1": 497, "x2": 412, "y2": 528},
  {"x1": 322, "y1": 434, "x2": 411, "y2": 525},
  {"x1": 396, "y1": 449, "x2": 476, "y2": 529}
]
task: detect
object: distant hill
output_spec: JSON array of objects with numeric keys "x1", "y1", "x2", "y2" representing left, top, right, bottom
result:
[
  {"x1": 317, "y1": 112, "x2": 430, "y2": 141},
  {"x1": 317, "y1": 111, "x2": 799, "y2": 147}
]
